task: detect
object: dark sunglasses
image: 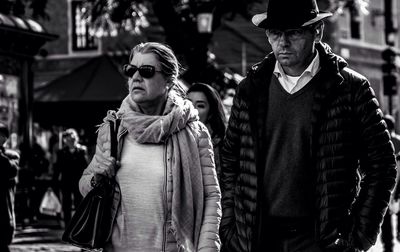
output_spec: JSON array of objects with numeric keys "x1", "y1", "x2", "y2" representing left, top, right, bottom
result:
[
  {"x1": 266, "y1": 25, "x2": 316, "y2": 41},
  {"x1": 266, "y1": 28, "x2": 308, "y2": 40},
  {"x1": 122, "y1": 64, "x2": 161, "y2": 79}
]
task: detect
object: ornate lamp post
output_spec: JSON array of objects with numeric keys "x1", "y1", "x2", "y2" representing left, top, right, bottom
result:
[
  {"x1": 196, "y1": 0, "x2": 214, "y2": 33},
  {"x1": 173, "y1": 0, "x2": 217, "y2": 84}
]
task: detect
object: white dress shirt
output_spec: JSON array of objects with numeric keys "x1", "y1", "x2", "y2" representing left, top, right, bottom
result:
[{"x1": 273, "y1": 50, "x2": 321, "y2": 94}]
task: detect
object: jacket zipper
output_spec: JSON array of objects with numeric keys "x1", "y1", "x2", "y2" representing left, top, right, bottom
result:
[
  {"x1": 116, "y1": 128, "x2": 127, "y2": 160},
  {"x1": 162, "y1": 144, "x2": 168, "y2": 252}
]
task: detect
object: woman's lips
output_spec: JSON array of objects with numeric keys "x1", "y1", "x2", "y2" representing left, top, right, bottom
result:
[{"x1": 132, "y1": 87, "x2": 145, "y2": 91}]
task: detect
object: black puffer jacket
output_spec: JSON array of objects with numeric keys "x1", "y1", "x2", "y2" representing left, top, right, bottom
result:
[{"x1": 220, "y1": 43, "x2": 397, "y2": 252}]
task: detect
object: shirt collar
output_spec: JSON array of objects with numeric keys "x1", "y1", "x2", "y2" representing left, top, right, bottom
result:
[{"x1": 273, "y1": 50, "x2": 320, "y2": 79}]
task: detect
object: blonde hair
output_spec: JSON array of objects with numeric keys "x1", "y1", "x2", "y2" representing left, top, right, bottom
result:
[
  {"x1": 63, "y1": 128, "x2": 79, "y2": 142},
  {"x1": 130, "y1": 42, "x2": 180, "y2": 87}
]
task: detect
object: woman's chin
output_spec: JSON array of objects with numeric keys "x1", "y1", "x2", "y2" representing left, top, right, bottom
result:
[{"x1": 130, "y1": 93, "x2": 145, "y2": 103}]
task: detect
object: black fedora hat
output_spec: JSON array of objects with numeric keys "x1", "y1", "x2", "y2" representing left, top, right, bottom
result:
[{"x1": 252, "y1": 0, "x2": 332, "y2": 30}]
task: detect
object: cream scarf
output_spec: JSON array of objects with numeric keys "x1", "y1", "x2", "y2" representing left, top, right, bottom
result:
[{"x1": 117, "y1": 92, "x2": 204, "y2": 251}]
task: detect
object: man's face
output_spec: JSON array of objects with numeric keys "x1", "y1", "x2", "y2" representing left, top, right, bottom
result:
[{"x1": 266, "y1": 25, "x2": 321, "y2": 76}]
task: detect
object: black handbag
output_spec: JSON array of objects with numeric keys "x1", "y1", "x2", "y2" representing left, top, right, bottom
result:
[{"x1": 62, "y1": 119, "x2": 121, "y2": 250}]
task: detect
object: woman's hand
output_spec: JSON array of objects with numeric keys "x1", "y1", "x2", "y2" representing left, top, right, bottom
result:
[{"x1": 93, "y1": 151, "x2": 118, "y2": 179}]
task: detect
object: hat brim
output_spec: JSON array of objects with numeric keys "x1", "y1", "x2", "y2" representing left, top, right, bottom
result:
[{"x1": 252, "y1": 11, "x2": 332, "y2": 29}]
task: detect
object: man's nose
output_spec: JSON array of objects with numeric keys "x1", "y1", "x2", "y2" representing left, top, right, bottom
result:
[{"x1": 278, "y1": 33, "x2": 291, "y2": 45}]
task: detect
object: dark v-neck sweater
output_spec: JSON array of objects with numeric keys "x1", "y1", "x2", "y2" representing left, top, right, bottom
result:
[{"x1": 263, "y1": 74, "x2": 317, "y2": 218}]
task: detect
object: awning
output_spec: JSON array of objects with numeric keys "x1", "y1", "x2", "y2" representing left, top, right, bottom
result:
[
  {"x1": 0, "y1": 13, "x2": 47, "y2": 34},
  {"x1": 33, "y1": 55, "x2": 128, "y2": 128},
  {"x1": 34, "y1": 55, "x2": 128, "y2": 102},
  {"x1": 0, "y1": 13, "x2": 58, "y2": 57}
]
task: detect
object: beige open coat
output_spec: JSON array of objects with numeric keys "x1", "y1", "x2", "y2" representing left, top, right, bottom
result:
[{"x1": 79, "y1": 109, "x2": 221, "y2": 252}]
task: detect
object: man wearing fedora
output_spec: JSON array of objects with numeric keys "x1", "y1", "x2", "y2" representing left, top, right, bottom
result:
[{"x1": 219, "y1": 0, "x2": 397, "y2": 251}]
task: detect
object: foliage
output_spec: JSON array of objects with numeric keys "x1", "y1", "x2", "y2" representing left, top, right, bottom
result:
[
  {"x1": 75, "y1": 0, "x2": 371, "y2": 85},
  {"x1": 0, "y1": 0, "x2": 371, "y2": 86},
  {"x1": 0, "y1": 0, "x2": 49, "y2": 19},
  {"x1": 331, "y1": 0, "x2": 370, "y2": 15},
  {"x1": 78, "y1": 0, "x2": 265, "y2": 85},
  {"x1": 81, "y1": 0, "x2": 150, "y2": 37},
  {"x1": 0, "y1": 0, "x2": 371, "y2": 30},
  {"x1": 72, "y1": 0, "x2": 265, "y2": 37},
  {"x1": 77, "y1": 0, "x2": 371, "y2": 37}
]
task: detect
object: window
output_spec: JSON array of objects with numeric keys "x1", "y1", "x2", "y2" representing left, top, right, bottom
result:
[
  {"x1": 349, "y1": 4, "x2": 361, "y2": 39},
  {"x1": 71, "y1": 0, "x2": 98, "y2": 51},
  {"x1": 337, "y1": 3, "x2": 363, "y2": 41},
  {"x1": 338, "y1": 10, "x2": 350, "y2": 39}
]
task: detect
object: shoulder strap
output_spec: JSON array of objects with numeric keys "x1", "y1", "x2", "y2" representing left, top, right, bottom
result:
[{"x1": 109, "y1": 119, "x2": 121, "y2": 159}]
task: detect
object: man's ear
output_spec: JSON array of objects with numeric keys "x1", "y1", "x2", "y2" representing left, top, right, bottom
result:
[{"x1": 314, "y1": 23, "x2": 324, "y2": 43}]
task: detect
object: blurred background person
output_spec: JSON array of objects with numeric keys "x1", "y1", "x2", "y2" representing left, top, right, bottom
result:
[
  {"x1": 221, "y1": 87, "x2": 236, "y2": 122},
  {"x1": 53, "y1": 128, "x2": 88, "y2": 227},
  {"x1": 381, "y1": 114, "x2": 400, "y2": 252},
  {"x1": 0, "y1": 122, "x2": 19, "y2": 252},
  {"x1": 187, "y1": 82, "x2": 226, "y2": 181},
  {"x1": 79, "y1": 42, "x2": 221, "y2": 252}
]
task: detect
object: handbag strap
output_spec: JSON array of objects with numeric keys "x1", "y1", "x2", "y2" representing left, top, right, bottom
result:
[{"x1": 109, "y1": 119, "x2": 120, "y2": 159}]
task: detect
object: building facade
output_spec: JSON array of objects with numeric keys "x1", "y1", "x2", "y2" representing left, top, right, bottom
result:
[
  {"x1": 35, "y1": 0, "x2": 400, "y2": 126},
  {"x1": 335, "y1": 0, "x2": 400, "y2": 118}
]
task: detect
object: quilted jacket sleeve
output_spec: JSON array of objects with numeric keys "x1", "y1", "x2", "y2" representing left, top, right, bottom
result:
[
  {"x1": 220, "y1": 85, "x2": 244, "y2": 251},
  {"x1": 197, "y1": 123, "x2": 222, "y2": 252},
  {"x1": 350, "y1": 71, "x2": 397, "y2": 250},
  {"x1": 79, "y1": 122, "x2": 112, "y2": 196}
]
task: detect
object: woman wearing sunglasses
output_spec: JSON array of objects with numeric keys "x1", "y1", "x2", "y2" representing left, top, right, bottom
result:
[
  {"x1": 79, "y1": 42, "x2": 221, "y2": 252},
  {"x1": 187, "y1": 83, "x2": 226, "y2": 182}
]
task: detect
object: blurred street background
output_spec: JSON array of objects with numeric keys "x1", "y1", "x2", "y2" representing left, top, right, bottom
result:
[
  {"x1": 9, "y1": 215, "x2": 78, "y2": 252},
  {"x1": 1, "y1": 0, "x2": 400, "y2": 251},
  {"x1": 7, "y1": 214, "x2": 400, "y2": 251}
]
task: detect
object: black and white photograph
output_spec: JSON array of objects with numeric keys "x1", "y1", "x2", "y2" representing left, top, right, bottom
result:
[{"x1": 0, "y1": 0, "x2": 399, "y2": 251}]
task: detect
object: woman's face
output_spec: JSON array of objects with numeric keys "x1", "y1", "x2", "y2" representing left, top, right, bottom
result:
[
  {"x1": 128, "y1": 52, "x2": 169, "y2": 107},
  {"x1": 63, "y1": 134, "x2": 77, "y2": 148},
  {"x1": 188, "y1": 91, "x2": 210, "y2": 123}
]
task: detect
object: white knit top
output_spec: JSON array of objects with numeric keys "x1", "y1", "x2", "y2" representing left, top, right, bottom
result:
[{"x1": 109, "y1": 133, "x2": 166, "y2": 252}]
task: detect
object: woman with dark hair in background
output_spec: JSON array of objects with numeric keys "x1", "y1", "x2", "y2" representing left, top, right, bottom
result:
[
  {"x1": 79, "y1": 42, "x2": 221, "y2": 252},
  {"x1": 187, "y1": 83, "x2": 226, "y2": 181}
]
